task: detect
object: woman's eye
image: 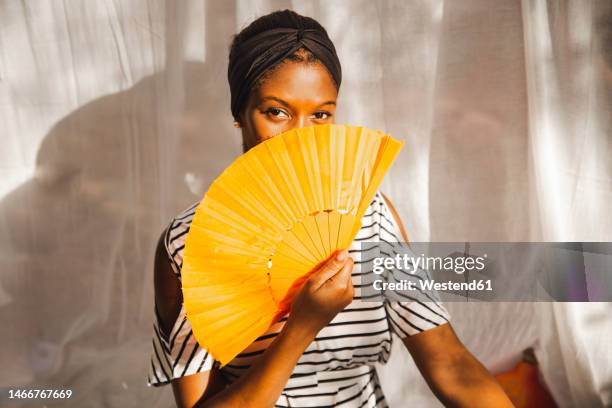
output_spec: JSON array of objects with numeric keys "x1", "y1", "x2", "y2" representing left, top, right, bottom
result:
[
  {"x1": 313, "y1": 111, "x2": 331, "y2": 120},
  {"x1": 265, "y1": 108, "x2": 289, "y2": 119}
]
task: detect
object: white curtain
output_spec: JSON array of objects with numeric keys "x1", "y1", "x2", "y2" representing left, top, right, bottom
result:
[
  {"x1": 0, "y1": 1, "x2": 610, "y2": 407},
  {"x1": 522, "y1": 1, "x2": 612, "y2": 406}
]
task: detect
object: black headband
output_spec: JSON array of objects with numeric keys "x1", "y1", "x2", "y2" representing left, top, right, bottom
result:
[{"x1": 228, "y1": 27, "x2": 342, "y2": 121}]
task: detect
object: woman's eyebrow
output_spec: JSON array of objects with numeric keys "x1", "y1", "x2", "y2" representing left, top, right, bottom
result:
[
  {"x1": 318, "y1": 101, "x2": 336, "y2": 107},
  {"x1": 259, "y1": 96, "x2": 290, "y2": 107},
  {"x1": 259, "y1": 96, "x2": 336, "y2": 109}
]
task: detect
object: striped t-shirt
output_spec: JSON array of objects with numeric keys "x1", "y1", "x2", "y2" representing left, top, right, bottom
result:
[{"x1": 147, "y1": 191, "x2": 451, "y2": 407}]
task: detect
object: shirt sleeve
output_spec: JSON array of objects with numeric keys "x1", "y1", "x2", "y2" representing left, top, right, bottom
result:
[
  {"x1": 384, "y1": 297, "x2": 451, "y2": 338},
  {"x1": 376, "y1": 192, "x2": 451, "y2": 339},
  {"x1": 147, "y1": 304, "x2": 216, "y2": 386},
  {"x1": 147, "y1": 215, "x2": 216, "y2": 386}
]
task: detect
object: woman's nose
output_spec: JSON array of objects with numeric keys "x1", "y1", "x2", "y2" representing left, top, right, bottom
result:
[
  {"x1": 294, "y1": 115, "x2": 312, "y2": 129},
  {"x1": 294, "y1": 115, "x2": 306, "y2": 129}
]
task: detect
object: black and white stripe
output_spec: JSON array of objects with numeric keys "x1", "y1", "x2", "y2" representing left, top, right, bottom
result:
[{"x1": 147, "y1": 191, "x2": 450, "y2": 407}]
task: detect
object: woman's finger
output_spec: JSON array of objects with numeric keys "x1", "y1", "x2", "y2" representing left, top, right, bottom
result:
[
  {"x1": 310, "y1": 249, "x2": 349, "y2": 289},
  {"x1": 331, "y1": 257, "x2": 354, "y2": 288}
]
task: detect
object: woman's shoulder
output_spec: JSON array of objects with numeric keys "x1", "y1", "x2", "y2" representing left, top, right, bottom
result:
[
  {"x1": 364, "y1": 190, "x2": 393, "y2": 220},
  {"x1": 162, "y1": 201, "x2": 201, "y2": 276},
  {"x1": 367, "y1": 190, "x2": 407, "y2": 243},
  {"x1": 166, "y1": 201, "x2": 200, "y2": 236}
]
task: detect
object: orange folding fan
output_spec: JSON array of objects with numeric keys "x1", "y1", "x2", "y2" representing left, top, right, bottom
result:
[{"x1": 181, "y1": 124, "x2": 403, "y2": 365}]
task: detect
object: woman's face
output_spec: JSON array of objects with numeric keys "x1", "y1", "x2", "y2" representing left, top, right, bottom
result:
[{"x1": 239, "y1": 59, "x2": 338, "y2": 149}]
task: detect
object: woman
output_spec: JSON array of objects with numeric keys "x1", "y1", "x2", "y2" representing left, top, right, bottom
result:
[{"x1": 148, "y1": 9, "x2": 513, "y2": 408}]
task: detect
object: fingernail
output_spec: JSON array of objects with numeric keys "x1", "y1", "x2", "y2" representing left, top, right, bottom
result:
[{"x1": 336, "y1": 249, "x2": 348, "y2": 261}]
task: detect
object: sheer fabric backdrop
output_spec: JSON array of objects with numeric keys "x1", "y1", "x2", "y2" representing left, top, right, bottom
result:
[{"x1": 0, "y1": 1, "x2": 610, "y2": 406}]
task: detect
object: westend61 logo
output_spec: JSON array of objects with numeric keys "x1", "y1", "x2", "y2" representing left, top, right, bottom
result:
[{"x1": 372, "y1": 253, "x2": 487, "y2": 275}]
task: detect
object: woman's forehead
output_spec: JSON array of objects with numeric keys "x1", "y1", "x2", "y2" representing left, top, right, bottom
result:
[{"x1": 255, "y1": 61, "x2": 338, "y2": 106}]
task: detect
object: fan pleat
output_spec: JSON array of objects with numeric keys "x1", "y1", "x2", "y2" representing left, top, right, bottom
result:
[
  {"x1": 300, "y1": 215, "x2": 327, "y2": 260},
  {"x1": 274, "y1": 231, "x2": 318, "y2": 266},
  {"x1": 273, "y1": 133, "x2": 310, "y2": 216},
  {"x1": 200, "y1": 199, "x2": 272, "y2": 239},
  {"x1": 315, "y1": 211, "x2": 331, "y2": 256},
  {"x1": 213, "y1": 180, "x2": 285, "y2": 234},
  {"x1": 258, "y1": 143, "x2": 304, "y2": 223},
  {"x1": 327, "y1": 211, "x2": 342, "y2": 250},
  {"x1": 243, "y1": 157, "x2": 295, "y2": 227},
  {"x1": 232, "y1": 160, "x2": 295, "y2": 230},
  {"x1": 183, "y1": 284, "x2": 270, "y2": 312},
  {"x1": 352, "y1": 136, "x2": 404, "y2": 238},
  {"x1": 314, "y1": 127, "x2": 332, "y2": 210}
]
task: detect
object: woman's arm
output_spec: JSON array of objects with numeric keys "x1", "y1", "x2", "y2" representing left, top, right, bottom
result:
[
  {"x1": 201, "y1": 312, "x2": 321, "y2": 407},
  {"x1": 154, "y1": 231, "x2": 355, "y2": 408},
  {"x1": 403, "y1": 324, "x2": 514, "y2": 407},
  {"x1": 381, "y1": 194, "x2": 513, "y2": 407},
  {"x1": 171, "y1": 370, "x2": 226, "y2": 408},
  {"x1": 171, "y1": 321, "x2": 317, "y2": 408},
  {"x1": 154, "y1": 231, "x2": 224, "y2": 407}
]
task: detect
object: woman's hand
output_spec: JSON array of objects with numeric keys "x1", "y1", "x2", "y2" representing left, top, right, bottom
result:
[
  {"x1": 197, "y1": 249, "x2": 355, "y2": 408},
  {"x1": 286, "y1": 249, "x2": 355, "y2": 337},
  {"x1": 169, "y1": 248, "x2": 354, "y2": 408}
]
